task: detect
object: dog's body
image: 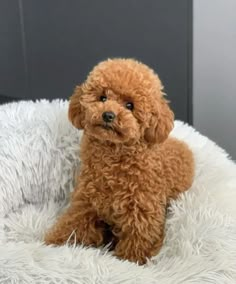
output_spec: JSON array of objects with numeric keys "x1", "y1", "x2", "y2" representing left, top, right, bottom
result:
[{"x1": 45, "y1": 59, "x2": 194, "y2": 264}]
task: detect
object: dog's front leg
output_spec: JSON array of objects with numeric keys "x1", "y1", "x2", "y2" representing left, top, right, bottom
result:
[
  {"x1": 44, "y1": 198, "x2": 104, "y2": 247},
  {"x1": 113, "y1": 199, "x2": 166, "y2": 265}
]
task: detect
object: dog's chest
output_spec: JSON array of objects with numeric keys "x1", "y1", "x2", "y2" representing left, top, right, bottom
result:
[
  {"x1": 84, "y1": 150, "x2": 161, "y2": 221},
  {"x1": 90, "y1": 162, "x2": 136, "y2": 221},
  {"x1": 92, "y1": 155, "x2": 137, "y2": 193}
]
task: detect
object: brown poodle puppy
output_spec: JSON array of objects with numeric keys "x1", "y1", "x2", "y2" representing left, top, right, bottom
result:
[{"x1": 44, "y1": 58, "x2": 194, "y2": 264}]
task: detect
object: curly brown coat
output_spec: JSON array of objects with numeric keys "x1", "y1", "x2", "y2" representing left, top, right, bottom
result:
[{"x1": 44, "y1": 58, "x2": 194, "y2": 264}]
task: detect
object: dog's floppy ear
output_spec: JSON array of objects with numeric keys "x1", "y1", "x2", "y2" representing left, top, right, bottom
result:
[
  {"x1": 144, "y1": 96, "x2": 174, "y2": 144},
  {"x1": 68, "y1": 85, "x2": 85, "y2": 129}
]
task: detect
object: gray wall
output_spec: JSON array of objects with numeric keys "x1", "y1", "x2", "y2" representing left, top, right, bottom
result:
[
  {"x1": 193, "y1": 0, "x2": 236, "y2": 160},
  {"x1": 0, "y1": 0, "x2": 192, "y2": 123}
]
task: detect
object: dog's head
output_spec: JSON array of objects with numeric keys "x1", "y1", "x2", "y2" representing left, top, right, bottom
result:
[{"x1": 69, "y1": 58, "x2": 174, "y2": 144}]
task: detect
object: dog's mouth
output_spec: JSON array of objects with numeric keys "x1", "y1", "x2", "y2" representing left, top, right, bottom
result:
[
  {"x1": 101, "y1": 124, "x2": 113, "y2": 131},
  {"x1": 95, "y1": 124, "x2": 123, "y2": 137}
]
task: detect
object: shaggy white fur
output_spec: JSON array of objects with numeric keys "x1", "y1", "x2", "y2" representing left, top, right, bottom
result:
[{"x1": 0, "y1": 100, "x2": 236, "y2": 284}]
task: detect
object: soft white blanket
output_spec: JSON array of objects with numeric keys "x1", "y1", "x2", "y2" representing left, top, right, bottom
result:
[{"x1": 0, "y1": 100, "x2": 236, "y2": 284}]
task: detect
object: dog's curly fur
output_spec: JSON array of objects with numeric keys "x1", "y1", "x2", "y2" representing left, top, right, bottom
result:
[{"x1": 44, "y1": 58, "x2": 194, "y2": 264}]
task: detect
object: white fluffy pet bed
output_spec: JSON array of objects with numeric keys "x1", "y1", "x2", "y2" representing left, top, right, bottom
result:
[{"x1": 0, "y1": 100, "x2": 236, "y2": 284}]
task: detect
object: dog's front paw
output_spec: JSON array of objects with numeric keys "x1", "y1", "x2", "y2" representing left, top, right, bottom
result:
[
  {"x1": 114, "y1": 247, "x2": 148, "y2": 265},
  {"x1": 44, "y1": 230, "x2": 69, "y2": 246},
  {"x1": 114, "y1": 240, "x2": 151, "y2": 265},
  {"x1": 44, "y1": 226, "x2": 104, "y2": 247},
  {"x1": 115, "y1": 252, "x2": 147, "y2": 265}
]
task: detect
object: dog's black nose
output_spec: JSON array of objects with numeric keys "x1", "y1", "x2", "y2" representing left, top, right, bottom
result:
[{"x1": 102, "y1": 111, "x2": 116, "y2": 123}]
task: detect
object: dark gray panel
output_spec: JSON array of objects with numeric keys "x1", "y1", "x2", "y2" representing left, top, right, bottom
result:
[
  {"x1": 0, "y1": 0, "x2": 27, "y2": 98},
  {"x1": 22, "y1": 0, "x2": 191, "y2": 121},
  {"x1": 0, "y1": 94, "x2": 21, "y2": 105}
]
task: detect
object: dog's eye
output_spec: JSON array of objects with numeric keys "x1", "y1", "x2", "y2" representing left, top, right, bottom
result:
[
  {"x1": 100, "y1": 95, "x2": 107, "y2": 102},
  {"x1": 126, "y1": 102, "x2": 134, "y2": 111}
]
